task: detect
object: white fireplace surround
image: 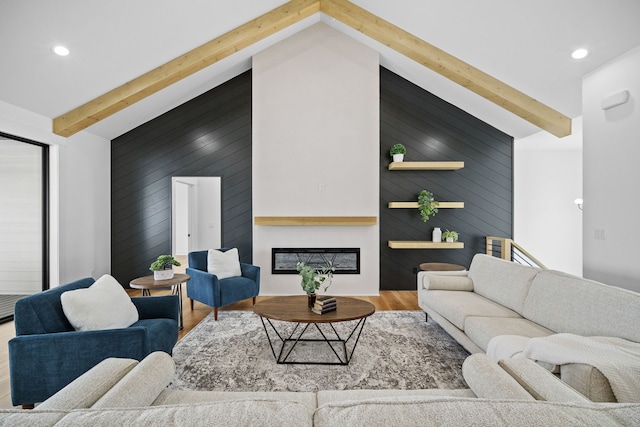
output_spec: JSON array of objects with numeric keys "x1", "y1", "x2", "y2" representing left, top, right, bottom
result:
[{"x1": 252, "y1": 23, "x2": 379, "y2": 296}]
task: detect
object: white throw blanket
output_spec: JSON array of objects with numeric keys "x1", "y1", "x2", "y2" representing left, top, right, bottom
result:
[{"x1": 522, "y1": 334, "x2": 640, "y2": 403}]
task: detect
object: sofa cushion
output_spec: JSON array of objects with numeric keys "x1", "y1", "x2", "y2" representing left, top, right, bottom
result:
[
  {"x1": 154, "y1": 390, "x2": 318, "y2": 412},
  {"x1": 522, "y1": 270, "x2": 640, "y2": 342},
  {"x1": 468, "y1": 254, "x2": 539, "y2": 314},
  {"x1": 58, "y1": 400, "x2": 313, "y2": 427},
  {"x1": 423, "y1": 290, "x2": 521, "y2": 330},
  {"x1": 207, "y1": 247, "x2": 242, "y2": 279},
  {"x1": 316, "y1": 389, "x2": 475, "y2": 407},
  {"x1": 60, "y1": 275, "x2": 138, "y2": 331},
  {"x1": 464, "y1": 317, "x2": 553, "y2": 352},
  {"x1": 313, "y1": 398, "x2": 640, "y2": 427}
]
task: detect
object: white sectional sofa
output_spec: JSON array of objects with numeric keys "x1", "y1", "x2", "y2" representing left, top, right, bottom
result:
[
  {"x1": 418, "y1": 253, "x2": 640, "y2": 402},
  {"x1": 1, "y1": 351, "x2": 639, "y2": 426}
]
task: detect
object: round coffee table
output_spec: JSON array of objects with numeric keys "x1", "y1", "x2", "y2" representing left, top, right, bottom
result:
[
  {"x1": 130, "y1": 273, "x2": 189, "y2": 330},
  {"x1": 253, "y1": 295, "x2": 375, "y2": 365}
]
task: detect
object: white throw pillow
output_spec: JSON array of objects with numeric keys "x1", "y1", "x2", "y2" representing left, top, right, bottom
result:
[
  {"x1": 207, "y1": 248, "x2": 242, "y2": 279},
  {"x1": 61, "y1": 274, "x2": 139, "y2": 331}
]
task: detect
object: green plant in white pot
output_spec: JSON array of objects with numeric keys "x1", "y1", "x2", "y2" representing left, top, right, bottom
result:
[
  {"x1": 150, "y1": 255, "x2": 181, "y2": 280},
  {"x1": 442, "y1": 229, "x2": 459, "y2": 243},
  {"x1": 418, "y1": 190, "x2": 439, "y2": 222},
  {"x1": 389, "y1": 143, "x2": 407, "y2": 162}
]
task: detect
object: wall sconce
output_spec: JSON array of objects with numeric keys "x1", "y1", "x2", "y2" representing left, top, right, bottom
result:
[{"x1": 574, "y1": 198, "x2": 583, "y2": 210}]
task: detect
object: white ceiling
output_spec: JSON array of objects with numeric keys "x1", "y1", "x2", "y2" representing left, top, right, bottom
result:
[{"x1": 1, "y1": 0, "x2": 639, "y2": 140}]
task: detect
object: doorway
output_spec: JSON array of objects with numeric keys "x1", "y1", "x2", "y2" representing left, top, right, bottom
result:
[
  {"x1": 0, "y1": 134, "x2": 48, "y2": 322},
  {"x1": 171, "y1": 177, "x2": 221, "y2": 256}
]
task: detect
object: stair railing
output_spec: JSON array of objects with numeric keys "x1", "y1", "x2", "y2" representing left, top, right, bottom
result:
[{"x1": 485, "y1": 236, "x2": 548, "y2": 270}]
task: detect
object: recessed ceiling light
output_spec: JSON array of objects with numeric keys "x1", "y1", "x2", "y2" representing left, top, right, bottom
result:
[
  {"x1": 52, "y1": 45, "x2": 70, "y2": 56},
  {"x1": 571, "y1": 48, "x2": 589, "y2": 59}
]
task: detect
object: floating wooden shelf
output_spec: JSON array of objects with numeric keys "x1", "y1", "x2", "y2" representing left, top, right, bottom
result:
[
  {"x1": 388, "y1": 241, "x2": 464, "y2": 249},
  {"x1": 387, "y1": 201, "x2": 464, "y2": 209},
  {"x1": 388, "y1": 161, "x2": 464, "y2": 171},
  {"x1": 254, "y1": 216, "x2": 377, "y2": 226}
]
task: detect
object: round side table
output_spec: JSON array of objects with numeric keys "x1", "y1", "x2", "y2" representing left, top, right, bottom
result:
[{"x1": 130, "y1": 273, "x2": 189, "y2": 330}]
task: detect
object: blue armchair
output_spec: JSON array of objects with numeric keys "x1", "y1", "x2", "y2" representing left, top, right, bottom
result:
[
  {"x1": 186, "y1": 249, "x2": 260, "y2": 320},
  {"x1": 8, "y1": 277, "x2": 179, "y2": 407}
]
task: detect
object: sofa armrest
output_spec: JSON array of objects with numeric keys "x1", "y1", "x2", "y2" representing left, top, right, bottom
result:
[
  {"x1": 498, "y1": 358, "x2": 590, "y2": 403},
  {"x1": 419, "y1": 272, "x2": 473, "y2": 291},
  {"x1": 35, "y1": 358, "x2": 139, "y2": 411},
  {"x1": 92, "y1": 352, "x2": 175, "y2": 408},
  {"x1": 132, "y1": 295, "x2": 179, "y2": 321},
  {"x1": 186, "y1": 267, "x2": 220, "y2": 304},
  {"x1": 241, "y1": 263, "x2": 260, "y2": 286},
  {"x1": 462, "y1": 354, "x2": 534, "y2": 400}
]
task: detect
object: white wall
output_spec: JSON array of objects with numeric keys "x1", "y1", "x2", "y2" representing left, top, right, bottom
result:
[
  {"x1": 0, "y1": 101, "x2": 111, "y2": 286},
  {"x1": 252, "y1": 23, "x2": 380, "y2": 295},
  {"x1": 582, "y1": 45, "x2": 640, "y2": 292},
  {"x1": 514, "y1": 117, "x2": 583, "y2": 276}
]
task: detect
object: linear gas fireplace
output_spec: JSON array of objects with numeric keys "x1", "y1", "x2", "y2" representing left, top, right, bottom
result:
[{"x1": 272, "y1": 248, "x2": 360, "y2": 274}]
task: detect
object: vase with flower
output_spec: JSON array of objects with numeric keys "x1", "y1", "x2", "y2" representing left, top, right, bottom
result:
[{"x1": 296, "y1": 261, "x2": 335, "y2": 307}]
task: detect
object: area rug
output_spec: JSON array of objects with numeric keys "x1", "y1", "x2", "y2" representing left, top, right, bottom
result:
[{"x1": 170, "y1": 310, "x2": 469, "y2": 392}]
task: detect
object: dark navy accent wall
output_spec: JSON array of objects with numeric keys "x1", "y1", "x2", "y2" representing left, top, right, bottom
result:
[
  {"x1": 111, "y1": 71, "x2": 253, "y2": 285},
  {"x1": 110, "y1": 67, "x2": 511, "y2": 291},
  {"x1": 380, "y1": 67, "x2": 513, "y2": 290}
]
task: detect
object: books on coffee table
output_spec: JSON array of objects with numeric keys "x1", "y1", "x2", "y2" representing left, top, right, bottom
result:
[{"x1": 312, "y1": 295, "x2": 337, "y2": 314}]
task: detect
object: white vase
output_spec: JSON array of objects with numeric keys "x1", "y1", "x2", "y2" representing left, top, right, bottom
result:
[
  {"x1": 154, "y1": 269, "x2": 174, "y2": 280},
  {"x1": 392, "y1": 153, "x2": 404, "y2": 162},
  {"x1": 432, "y1": 227, "x2": 442, "y2": 243}
]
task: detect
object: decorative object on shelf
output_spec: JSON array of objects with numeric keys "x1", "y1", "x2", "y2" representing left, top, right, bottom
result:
[
  {"x1": 418, "y1": 190, "x2": 439, "y2": 222},
  {"x1": 389, "y1": 143, "x2": 406, "y2": 162},
  {"x1": 442, "y1": 229, "x2": 459, "y2": 242},
  {"x1": 432, "y1": 227, "x2": 442, "y2": 243},
  {"x1": 296, "y1": 261, "x2": 335, "y2": 307},
  {"x1": 149, "y1": 254, "x2": 181, "y2": 280}
]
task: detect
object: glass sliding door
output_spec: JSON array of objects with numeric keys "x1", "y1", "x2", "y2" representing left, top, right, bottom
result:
[{"x1": 0, "y1": 134, "x2": 48, "y2": 322}]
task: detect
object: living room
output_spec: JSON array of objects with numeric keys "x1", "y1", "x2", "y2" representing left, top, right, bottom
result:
[{"x1": 1, "y1": 0, "x2": 640, "y2": 422}]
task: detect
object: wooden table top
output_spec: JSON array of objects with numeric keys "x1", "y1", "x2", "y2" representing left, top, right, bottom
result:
[
  {"x1": 253, "y1": 295, "x2": 375, "y2": 324},
  {"x1": 129, "y1": 273, "x2": 190, "y2": 289}
]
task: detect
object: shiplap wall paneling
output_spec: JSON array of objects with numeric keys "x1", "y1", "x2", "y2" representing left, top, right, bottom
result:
[
  {"x1": 111, "y1": 71, "x2": 253, "y2": 285},
  {"x1": 380, "y1": 67, "x2": 513, "y2": 290}
]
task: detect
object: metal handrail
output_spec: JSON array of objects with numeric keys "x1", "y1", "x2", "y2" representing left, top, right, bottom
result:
[{"x1": 485, "y1": 236, "x2": 548, "y2": 270}]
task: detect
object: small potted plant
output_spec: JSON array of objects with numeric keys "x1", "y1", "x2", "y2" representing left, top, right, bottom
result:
[
  {"x1": 150, "y1": 255, "x2": 181, "y2": 280},
  {"x1": 389, "y1": 143, "x2": 407, "y2": 162},
  {"x1": 296, "y1": 261, "x2": 335, "y2": 307},
  {"x1": 442, "y1": 229, "x2": 459, "y2": 243},
  {"x1": 418, "y1": 190, "x2": 439, "y2": 222}
]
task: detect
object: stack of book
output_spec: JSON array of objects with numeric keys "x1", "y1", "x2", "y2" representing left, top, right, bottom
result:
[{"x1": 312, "y1": 295, "x2": 337, "y2": 314}]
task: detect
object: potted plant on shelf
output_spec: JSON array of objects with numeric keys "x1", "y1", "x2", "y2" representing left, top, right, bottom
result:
[
  {"x1": 389, "y1": 143, "x2": 407, "y2": 162},
  {"x1": 442, "y1": 229, "x2": 459, "y2": 243},
  {"x1": 296, "y1": 261, "x2": 335, "y2": 307},
  {"x1": 418, "y1": 190, "x2": 439, "y2": 222},
  {"x1": 150, "y1": 255, "x2": 181, "y2": 280}
]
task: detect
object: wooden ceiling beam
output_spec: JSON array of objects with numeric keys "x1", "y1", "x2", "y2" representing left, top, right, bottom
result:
[
  {"x1": 53, "y1": 0, "x2": 571, "y2": 138},
  {"x1": 52, "y1": 0, "x2": 321, "y2": 137},
  {"x1": 320, "y1": 0, "x2": 571, "y2": 138}
]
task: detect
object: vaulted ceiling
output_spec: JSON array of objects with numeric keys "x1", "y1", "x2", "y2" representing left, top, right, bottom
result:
[{"x1": 1, "y1": 0, "x2": 639, "y2": 140}]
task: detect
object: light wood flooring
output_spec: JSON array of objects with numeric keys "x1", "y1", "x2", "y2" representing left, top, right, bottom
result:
[{"x1": 0, "y1": 275, "x2": 419, "y2": 408}]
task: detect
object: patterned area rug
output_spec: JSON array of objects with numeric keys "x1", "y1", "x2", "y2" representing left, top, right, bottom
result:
[{"x1": 170, "y1": 310, "x2": 470, "y2": 392}]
